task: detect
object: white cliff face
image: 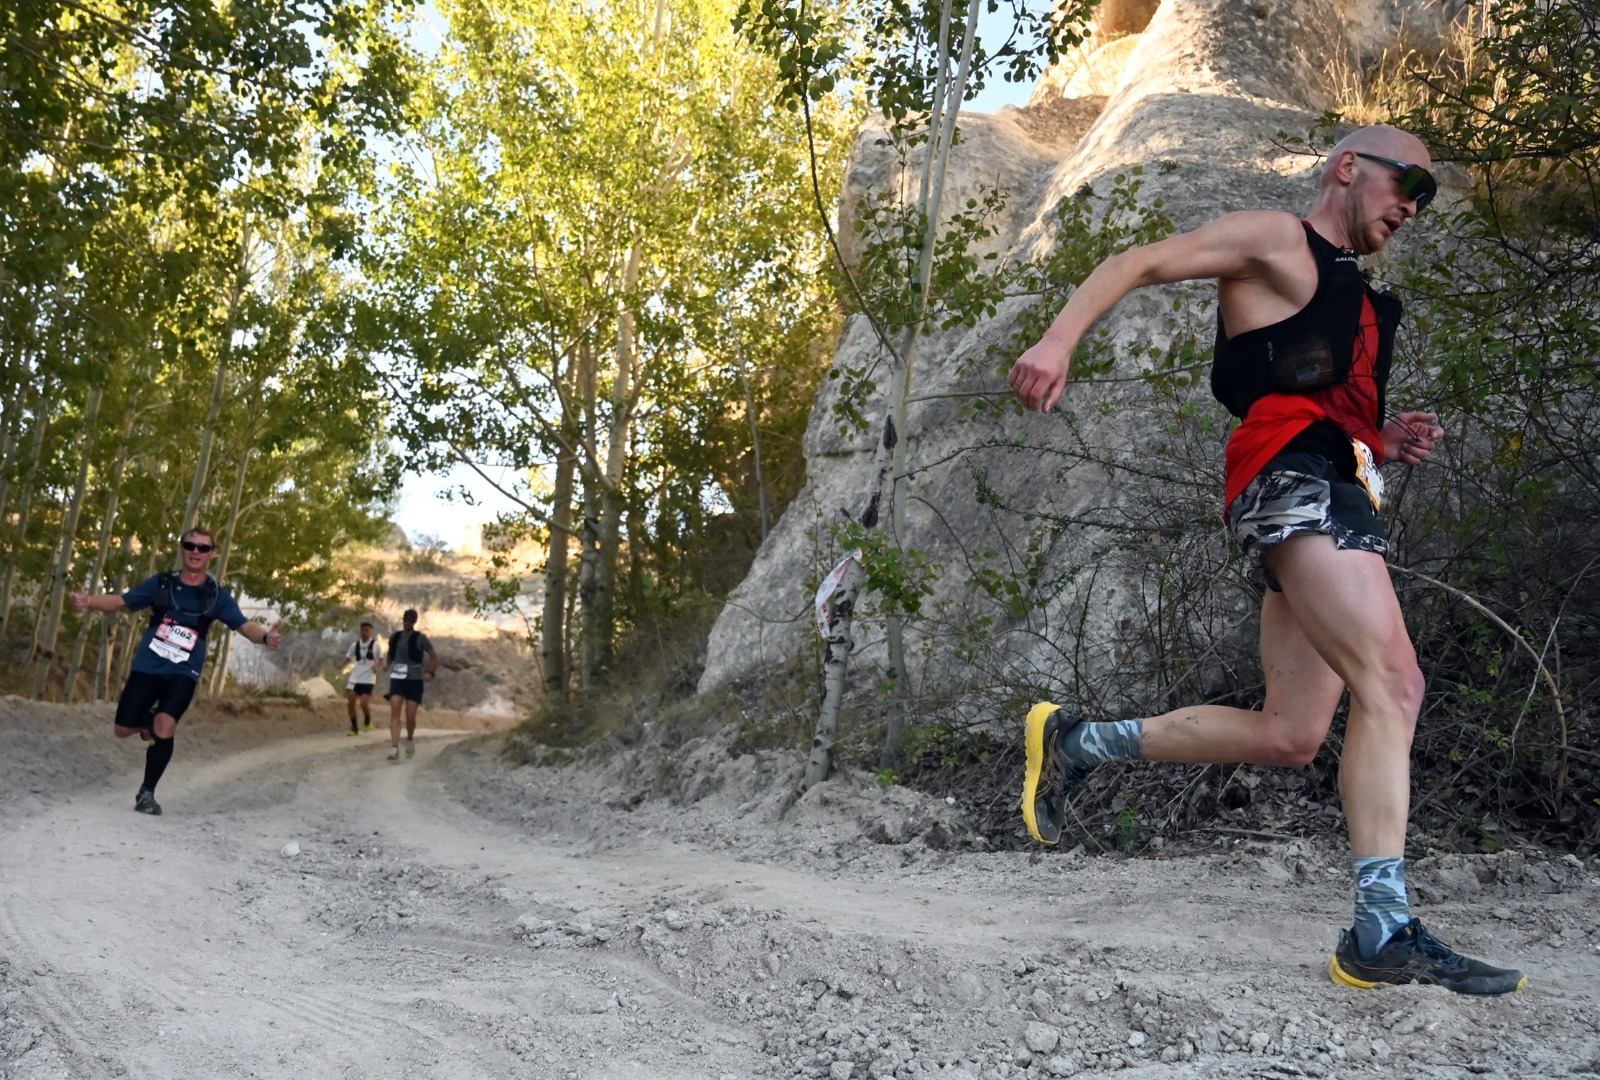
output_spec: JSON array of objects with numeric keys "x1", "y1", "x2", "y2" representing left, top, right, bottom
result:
[{"x1": 701, "y1": 0, "x2": 1444, "y2": 695}]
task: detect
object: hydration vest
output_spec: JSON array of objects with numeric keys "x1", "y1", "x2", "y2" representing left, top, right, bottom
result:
[
  {"x1": 353, "y1": 638, "x2": 376, "y2": 661},
  {"x1": 147, "y1": 571, "x2": 222, "y2": 635},
  {"x1": 1210, "y1": 222, "x2": 1401, "y2": 420},
  {"x1": 389, "y1": 630, "x2": 426, "y2": 663}
]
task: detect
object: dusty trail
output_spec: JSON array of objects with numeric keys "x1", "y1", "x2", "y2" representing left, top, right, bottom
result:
[{"x1": 1, "y1": 700, "x2": 1596, "y2": 1080}]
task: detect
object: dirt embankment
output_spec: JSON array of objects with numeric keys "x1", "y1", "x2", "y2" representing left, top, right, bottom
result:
[{"x1": 2, "y1": 698, "x2": 1597, "y2": 1080}]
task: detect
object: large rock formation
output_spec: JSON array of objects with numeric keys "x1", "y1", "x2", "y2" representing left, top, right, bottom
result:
[{"x1": 701, "y1": 0, "x2": 1455, "y2": 700}]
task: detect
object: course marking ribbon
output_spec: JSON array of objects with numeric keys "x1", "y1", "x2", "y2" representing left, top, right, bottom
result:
[{"x1": 814, "y1": 549, "x2": 863, "y2": 639}]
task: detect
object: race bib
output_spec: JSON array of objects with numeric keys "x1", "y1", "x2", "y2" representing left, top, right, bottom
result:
[
  {"x1": 150, "y1": 621, "x2": 198, "y2": 664},
  {"x1": 390, "y1": 663, "x2": 409, "y2": 680},
  {"x1": 1353, "y1": 439, "x2": 1384, "y2": 511}
]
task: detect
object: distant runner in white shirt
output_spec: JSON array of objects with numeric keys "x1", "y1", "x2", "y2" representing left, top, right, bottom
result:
[{"x1": 338, "y1": 619, "x2": 386, "y2": 736}]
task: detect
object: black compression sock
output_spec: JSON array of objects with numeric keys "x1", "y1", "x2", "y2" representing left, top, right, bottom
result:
[{"x1": 142, "y1": 736, "x2": 175, "y2": 792}]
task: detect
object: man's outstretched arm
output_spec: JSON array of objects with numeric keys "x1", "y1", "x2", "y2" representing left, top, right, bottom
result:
[
  {"x1": 72, "y1": 590, "x2": 127, "y2": 615},
  {"x1": 1009, "y1": 210, "x2": 1304, "y2": 412},
  {"x1": 236, "y1": 621, "x2": 283, "y2": 649}
]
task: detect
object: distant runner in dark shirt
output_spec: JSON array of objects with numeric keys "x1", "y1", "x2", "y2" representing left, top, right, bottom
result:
[
  {"x1": 384, "y1": 608, "x2": 437, "y2": 761},
  {"x1": 74, "y1": 527, "x2": 282, "y2": 815}
]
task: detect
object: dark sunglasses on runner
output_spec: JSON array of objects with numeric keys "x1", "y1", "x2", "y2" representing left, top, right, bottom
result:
[
  {"x1": 1354, "y1": 152, "x2": 1436, "y2": 211},
  {"x1": 180, "y1": 540, "x2": 214, "y2": 553}
]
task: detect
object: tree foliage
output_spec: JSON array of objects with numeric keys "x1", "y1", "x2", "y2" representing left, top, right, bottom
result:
[
  {"x1": 0, "y1": 0, "x2": 415, "y2": 698},
  {"x1": 358, "y1": 0, "x2": 851, "y2": 693}
]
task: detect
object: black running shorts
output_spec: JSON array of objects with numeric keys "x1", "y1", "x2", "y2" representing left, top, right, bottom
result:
[
  {"x1": 115, "y1": 670, "x2": 198, "y2": 729},
  {"x1": 1226, "y1": 450, "x2": 1387, "y2": 592},
  {"x1": 387, "y1": 678, "x2": 425, "y2": 704},
  {"x1": 349, "y1": 682, "x2": 375, "y2": 697}
]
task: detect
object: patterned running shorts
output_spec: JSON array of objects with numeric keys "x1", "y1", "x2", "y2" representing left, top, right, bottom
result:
[{"x1": 1226, "y1": 451, "x2": 1387, "y2": 592}]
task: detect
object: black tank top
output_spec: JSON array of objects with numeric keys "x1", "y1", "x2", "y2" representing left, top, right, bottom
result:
[{"x1": 1210, "y1": 222, "x2": 1401, "y2": 423}]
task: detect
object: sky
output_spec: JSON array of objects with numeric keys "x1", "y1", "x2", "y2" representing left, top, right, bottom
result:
[{"x1": 392, "y1": 6, "x2": 1040, "y2": 545}]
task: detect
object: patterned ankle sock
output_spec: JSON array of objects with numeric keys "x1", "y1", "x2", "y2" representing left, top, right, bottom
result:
[
  {"x1": 1352, "y1": 856, "x2": 1412, "y2": 959},
  {"x1": 1059, "y1": 718, "x2": 1144, "y2": 765}
]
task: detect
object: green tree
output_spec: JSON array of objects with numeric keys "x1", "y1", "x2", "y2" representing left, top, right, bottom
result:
[
  {"x1": 361, "y1": 0, "x2": 849, "y2": 698},
  {"x1": 735, "y1": 0, "x2": 1098, "y2": 783},
  {"x1": 1, "y1": 0, "x2": 415, "y2": 696}
]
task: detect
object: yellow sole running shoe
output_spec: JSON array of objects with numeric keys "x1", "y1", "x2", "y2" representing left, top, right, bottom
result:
[
  {"x1": 1021, "y1": 702, "x2": 1089, "y2": 845},
  {"x1": 1329, "y1": 921, "x2": 1529, "y2": 995}
]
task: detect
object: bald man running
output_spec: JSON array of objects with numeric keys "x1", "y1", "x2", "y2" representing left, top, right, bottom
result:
[{"x1": 1010, "y1": 125, "x2": 1527, "y2": 995}]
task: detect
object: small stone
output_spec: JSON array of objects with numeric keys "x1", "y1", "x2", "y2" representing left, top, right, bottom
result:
[
  {"x1": 1160, "y1": 1045, "x2": 1180, "y2": 1063},
  {"x1": 280, "y1": 841, "x2": 300, "y2": 858},
  {"x1": 1249, "y1": 1032, "x2": 1270, "y2": 1051},
  {"x1": 1044, "y1": 1055, "x2": 1076, "y2": 1077},
  {"x1": 1371, "y1": 1038, "x2": 1392, "y2": 1059},
  {"x1": 830, "y1": 1061, "x2": 855, "y2": 1080},
  {"x1": 1024, "y1": 1022, "x2": 1061, "y2": 1054},
  {"x1": 1127, "y1": 1032, "x2": 1147, "y2": 1048},
  {"x1": 765, "y1": 952, "x2": 783, "y2": 976},
  {"x1": 1492, "y1": 907, "x2": 1514, "y2": 920}
]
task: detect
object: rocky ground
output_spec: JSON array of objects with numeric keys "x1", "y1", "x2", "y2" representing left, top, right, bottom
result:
[{"x1": 2, "y1": 696, "x2": 1597, "y2": 1080}]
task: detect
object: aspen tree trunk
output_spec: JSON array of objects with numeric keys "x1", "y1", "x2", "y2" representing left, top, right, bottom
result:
[
  {"x1": 0, "y1": 398, "x2": 50, "y2": 637},
  {"x1": 206, "y1": 443, "x2": 254, "y2": 697},
  {"x1": 0, "y1": 353, "x2": 20, "y2": 533},
  {"x1": 118, "y1": 467, "x2": 174, "y2": 686},
  {"x1": 803, "y1": 564, "x2": 862, "y2": 790},
  {"x1": 738, "y1": 357, "x2": 771, "y2": 540},
  {"x1": 32, "y1": 383, "x2": 105, "y2": 699},
  {"x1": 64, "y1": 418, "x2": 133, "y2": 699},
  {"x1": 540, "y1": 442, "x2": 576, "y2": 696},
  {"x1": 577, "y1": 479, "x2": 604, "y2": 690},
  {"x1": 121, "y1": 542, "x2": 163, "y2": 686},
  {"x1": 587, "y1": 244, "x2": 645, "y2": 685},
  {"x1": 180, "y1": 231, "x2": 251, "y2": 535},
  {"x1": 97, "y1": 532, "x2": 134, "y2": 701},
  {"x1": 810, "y1": 0, "x2": 983, "y2": 782},
  {"x1": 879, "y1": 0, "x2": 980, "y2": 767},
  {"x1": 574, "y1": 336, "x2": 604, "y2": 692}
]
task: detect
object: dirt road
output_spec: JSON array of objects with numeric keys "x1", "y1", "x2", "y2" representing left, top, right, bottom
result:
[{"x1": 2, "y1": 699, "x2": 1596, "y2": 1079}]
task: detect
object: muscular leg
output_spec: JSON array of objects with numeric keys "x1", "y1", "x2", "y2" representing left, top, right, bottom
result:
[
  {"x1": 1265, "y1": 536, "x2": 1423, "y2": 857},
  {"x1": 388, "y1": 692, "x2": 404, "y2": 747},
  {"x1": 1141, "y1": 585, "x2": 1348, "y2": 767},
  {"x1": 1138, "y1": 535, "x2": 1420, "y2": 855},
  {"x1": 404, "y1": 700, "x2": 418, "y2": 740}
]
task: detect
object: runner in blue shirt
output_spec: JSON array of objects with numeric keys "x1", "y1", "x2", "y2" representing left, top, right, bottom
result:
[{"x1": 74, "y1": 527, "x2": 282, "y2": 815}]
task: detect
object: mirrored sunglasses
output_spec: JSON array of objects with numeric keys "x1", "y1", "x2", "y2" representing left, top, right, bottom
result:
[{"x1": 1355, "y1": 152, "x2": 1437, "y2": 211}]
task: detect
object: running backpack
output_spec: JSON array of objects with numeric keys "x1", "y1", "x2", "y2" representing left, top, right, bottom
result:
[
  {"x1": 389, "y1": 630, "x2": 426, "y2": 663},
  {"x1": 353, "y1": 638, "x2": 376, "y2": 661},
  {"x1": 147, "y1": 571, "x2": 222, "y2": 634}
]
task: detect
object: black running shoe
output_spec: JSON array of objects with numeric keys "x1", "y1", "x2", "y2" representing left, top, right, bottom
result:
[
  {"x1": 134, "y1": 788, "x2": 162, "y2": 816},
  {"x1": 1329, "y1": 919, "x2": 1528, "y2": 995},
  {"x1": 1020, "y1": 702, "x2": 1090, "y2": 845}
]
